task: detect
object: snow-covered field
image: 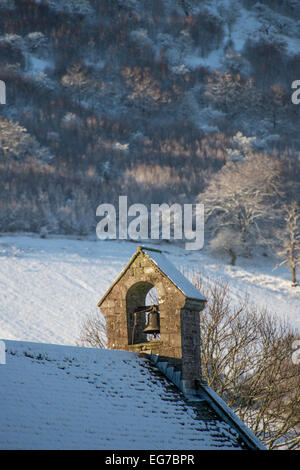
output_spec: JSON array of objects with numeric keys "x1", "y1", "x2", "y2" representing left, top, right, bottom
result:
[{"x1": 0, "y1": 234, "x2": 299, "y2": 347}]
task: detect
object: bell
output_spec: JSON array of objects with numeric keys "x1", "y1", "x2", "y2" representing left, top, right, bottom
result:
[{"x1": 143, "y1": 309, "x2": 160, "y2": 335}]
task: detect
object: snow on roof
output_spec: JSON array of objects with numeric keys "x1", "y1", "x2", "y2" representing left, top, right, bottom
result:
[
  {"x1": 141, "y1": 247, "x2": 206, "y2": 302},
  {"x1": 0, "y1": 340, "x2": 243, "y2": 450}
]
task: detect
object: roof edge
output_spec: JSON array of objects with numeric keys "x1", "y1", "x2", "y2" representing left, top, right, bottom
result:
[
  {"x1": 149, "y1": 354, "x2": 265, "y2": 451},
  {"x1": 97, "y1": 249, "x2": 141, "y2": 307},
  {"x1": 141, "y1": 248, "x2": 206, "y2": 303},
  {"x1": 138, "y1": 245, "x2": 162, "y2": 253},
  {"x1": 98, "y1": 245, "x2": 206, "y2": 307},
  {"x1": 196, "y1": 383, "x2": 266, "y2": 450},
  {"x1": 98, "y1": 246, "x2": 162, "y2": 307}
]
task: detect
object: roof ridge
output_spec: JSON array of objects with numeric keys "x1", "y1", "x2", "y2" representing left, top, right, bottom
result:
[
  {"x1": 141, "y1": 248, "x2": 206, "y2": 302},
  {"x1": 137, "y1": 245, "x2": 162, "y2": 253},
  {"x1": 98, "y1": 246, "x2": 206, "y2": 307}
]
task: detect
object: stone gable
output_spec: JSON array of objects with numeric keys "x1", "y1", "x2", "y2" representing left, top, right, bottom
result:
[{"x1": 98, "y1": 246, "x2": 206, "y2": 390}]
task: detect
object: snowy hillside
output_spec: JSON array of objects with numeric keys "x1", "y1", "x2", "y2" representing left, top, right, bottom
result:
[
  {"x1": 0, "y1": 234, "x2": 299, "y2": 348},
  {"x1": 1, "y1": 0, "x2": 300, "y2": 237}
]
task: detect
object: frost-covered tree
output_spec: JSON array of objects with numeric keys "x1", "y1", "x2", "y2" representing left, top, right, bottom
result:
[
  {"x1": 225, "y1": 131, "x2": 256, "y2": 162},
  {"x1": 0, "y1": 116, "x2": 53, "y2": 162},
  {"x1": 201, "y1": 153, "x2": 282, "y2": 258},
  {"x1": 209, "y1": 228, "x2": 243, "y2": 265},
  {"x1": 26, "y1": 32, "x2": 48, "y2": 54},
  {"x1": 274, "y1": 201, "x2": 300, "y2": 287}
]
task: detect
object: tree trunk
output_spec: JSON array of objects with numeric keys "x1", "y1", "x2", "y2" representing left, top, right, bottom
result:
[
  {"x1": 290, "y1": 243, "x2": 298, "y2": 287},
  {"x1": 291, "y1": 264, "x2": 297, "y2": 287},
  {"x1": 229, "y1": 248, "x2": 236, "y2": 266}
]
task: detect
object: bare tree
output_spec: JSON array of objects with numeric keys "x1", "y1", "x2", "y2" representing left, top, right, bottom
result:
[
  {"x1": 61, "y1": 63, "x2": 90, "y2": 105},
  {"x1": 77, "y1": 309, "x2": 107, "y2": 349},
  {"x1": 204, "y1": 71, "x2": 258, "y2": 115},
  {"x1": 261, "y1": 83, "x2": 289, "y2": 130},
  {"x1": 190, "y1": 271, "x2": 300, "y2": 450},
  {"x1": 274, "y1": 201, "x2": 300, "y2": 287},
  {"x1": 79, "y1": 271, "x2": 300, "y2": 448}
]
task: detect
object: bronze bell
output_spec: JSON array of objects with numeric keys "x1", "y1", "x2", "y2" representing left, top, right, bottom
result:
[{"x1": 143, "y1": 307, "x2": 160, "y2": 335}]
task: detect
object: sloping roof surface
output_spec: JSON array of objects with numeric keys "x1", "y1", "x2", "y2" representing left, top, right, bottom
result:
[
  {"x1": 142, "y1": 248, "x2": 206, "y2": 301},
  {"x1": 0, "y1": 340, "x2": 243, "y2": 450}
]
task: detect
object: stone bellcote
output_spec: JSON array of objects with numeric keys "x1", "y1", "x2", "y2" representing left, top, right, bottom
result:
[{"x1": 98, "y1": 246, "x2": 206, "y2": 390}]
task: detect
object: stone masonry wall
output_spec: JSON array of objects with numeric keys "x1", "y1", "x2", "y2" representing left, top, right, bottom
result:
[{"x1": 99, "y1": 250, "x2": 204, "y2": 389}]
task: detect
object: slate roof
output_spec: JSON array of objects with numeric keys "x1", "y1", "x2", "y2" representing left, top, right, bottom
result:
[{"x1": 0, "y1": 340, "x2": 247, "y2": 450}]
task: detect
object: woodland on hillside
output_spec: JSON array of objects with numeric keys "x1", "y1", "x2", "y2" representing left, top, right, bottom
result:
[{"x1": 0, "y1": 0, "x2": 300, "y2": 280}]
